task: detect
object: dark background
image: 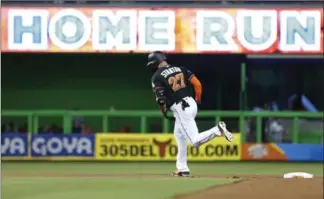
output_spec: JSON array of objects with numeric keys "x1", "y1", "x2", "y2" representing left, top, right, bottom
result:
[{"x1": 2, "y1": 53, "x2": 324, "y2": 111}]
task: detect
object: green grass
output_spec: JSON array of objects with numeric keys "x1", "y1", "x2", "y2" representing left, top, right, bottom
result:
[
  {"x1": 3, "y1": 177, "x2": 234, "y2": 199},
  {"x1": 3, "y1": 162, "x2": 323, "y2": 176},
  {"x1": 2, "y1": 162, "x2": 323, "y2": 199}
]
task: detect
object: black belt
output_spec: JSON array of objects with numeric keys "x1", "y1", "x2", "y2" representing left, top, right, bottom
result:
[
  {"x1": 175, "y1": 97, "x2": 190, "y2": 110},
  {"x1": 175, "y1": 97, "x2": 189, "y2": 104}
]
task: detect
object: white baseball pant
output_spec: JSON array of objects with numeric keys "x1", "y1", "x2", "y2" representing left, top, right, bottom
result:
[{"x1": 170, "y1": 96, "x2": 222, "y2": 172}]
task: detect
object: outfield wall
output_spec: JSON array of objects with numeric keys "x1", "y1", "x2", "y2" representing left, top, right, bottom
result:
[{"x1": 1, "y1": 133, "x2": 323, "y2": 162}]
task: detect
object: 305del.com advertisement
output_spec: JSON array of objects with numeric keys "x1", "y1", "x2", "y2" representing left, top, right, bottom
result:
[
  {"x1": 95, "y1": 134, "x2": 241, "y2": 161},
  {"x1": 1, "y1": 133, "x2": 240, "y2": 161},
  {"x1": 1, "y1": 7, "x2": 323, "y2": 54}
]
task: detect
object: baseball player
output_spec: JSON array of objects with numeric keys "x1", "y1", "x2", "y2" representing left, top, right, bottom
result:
[{"x1": 147, "y1": 51, "x2": 233, "y2": 177}]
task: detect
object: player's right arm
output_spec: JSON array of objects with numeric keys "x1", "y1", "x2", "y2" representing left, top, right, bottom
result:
[
  {"x1": 182, "y1": 67, "x2": 202, "y2": 104},
  {"x1": 151, "y1": 76, "x2": 167, "y2": 117}
]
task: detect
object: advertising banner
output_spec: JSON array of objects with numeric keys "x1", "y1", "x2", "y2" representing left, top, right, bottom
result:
[
  {"x1": 95, "y1": 133, "x2": 241, "y2": 161},
  {"x1": 31, "y1": 134, "x2": 95, "y2": 158},
  {"x1": 276, "y1": 143, "x2": 323, "y2": 162},
  {"x1": 1, "y1": 7, "x2": 323, "y2": 54},
  {"x1": 241, "y1": 143, "x2": 288, "y2": 161},
  {"x1": 1, "y1": 133, "x2": 28, "y2": 157},
  {"x1": 242, "y1": 143, "x2": 323, "y2": 162}
]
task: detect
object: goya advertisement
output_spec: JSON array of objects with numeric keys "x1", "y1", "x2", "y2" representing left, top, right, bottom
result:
[
  {"x1": 1, "y1": 134, "x2": 95, "y2": 160},
  {"x1": 1, "y1": 7, "x2": 323, "y2": 54},
  {"x1": 95, "y1": 134, "x2": 241, "y2": 161},
  {"x1": 1, "y1": 134, "x2": 28, "y2": 157},
  {"x1": 31, "y1": 134, "x2": 95, "y2": 157},
  {"x1": 242, "y1": 143, "x2": 324, "y2": 161}
]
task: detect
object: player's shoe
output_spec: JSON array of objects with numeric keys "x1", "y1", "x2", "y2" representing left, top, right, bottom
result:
[
  {"x1": 218, "y1": 121, "x2": 233, "y2": 142},
  {"x1": 172, "y1": 170, "x2": 190, "y2": 177}
]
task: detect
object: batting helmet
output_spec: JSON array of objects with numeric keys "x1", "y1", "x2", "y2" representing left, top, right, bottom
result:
[{"x1": 146, "y1": 51, "x2": 166, "y2": 68}]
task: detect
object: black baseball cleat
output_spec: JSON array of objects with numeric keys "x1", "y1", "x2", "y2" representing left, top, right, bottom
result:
[{"x1": 172, "y1": 171, "x2": 190, "y2": 177}]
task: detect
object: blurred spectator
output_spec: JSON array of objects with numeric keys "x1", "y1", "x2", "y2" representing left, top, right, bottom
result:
[
  {"x1": 9, "y1": 122, "x2": 18, "y2": 132},
  {"x1": 39, "y1": 125, "x2": 50, "y2": 134},
  {"x1": 1, "y1": 121, "x2": 18, "y2": 133},
  {"x1": 72, "y1": 108, "x2": 85, "y2": 133},
  {"x1": 49, "y1": 123, "x2": 62, "y2": 134},
  {"x1": 268, "y1": 119, "x2": 286, "y2": 143},
  {"x1": 249, "y1": 97, "x2": 288, "y2": 143},
  {"x1": 288, "y1": 94, "x2": 318, "y2": 112},
  {"x1": 38, "y1": 124, "x2": 62, "y2": 134},
  {"x1": 289, "y1": 94, "x2": 304, "y2": 111},
  {"x1": 81, "y1": 125, "x2": 93, "y2": 135},
  {"x1": 119, "y1": 125, "x2": 131, "y2": 133},
  {"x1": 248, "y1": 99, "x2": 269, "y2": 143},
  {"x1": 1, "y1": 124, "x2": 7, "y2": 133},
  {"x1": 18, "y1": 123, "x2": 28, "y2": 133}
]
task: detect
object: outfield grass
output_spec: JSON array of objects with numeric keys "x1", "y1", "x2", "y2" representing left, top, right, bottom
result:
[
  {"x1": 3, "y1": 177, "x2": 234, "y2": 199},
  {"x1": 2, "y1": 162, "x2": 323, "y2": 199},
  {"x1": 3, "y1": 162, "x2": 324, "y2": 175}
]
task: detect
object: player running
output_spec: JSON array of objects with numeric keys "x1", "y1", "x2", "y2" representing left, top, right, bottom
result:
[{"x1": 147, "y1": 51, "x2": 233, "y2": 177}]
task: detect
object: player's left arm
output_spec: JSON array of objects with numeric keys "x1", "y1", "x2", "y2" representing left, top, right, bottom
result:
[
  {"x1": 190, "y1": 76, "x2": 202, "y2": 104},
  {"x1": 151, "y1": 77, "x2": 167, "y2": 117},
  {"x1": 183, "y1": 68, "x2": 202, "y2": 104}
]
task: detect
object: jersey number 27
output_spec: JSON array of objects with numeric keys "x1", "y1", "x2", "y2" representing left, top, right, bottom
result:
[{"x1": 168, "y1": 73, "x2": 186, "y2": 91}]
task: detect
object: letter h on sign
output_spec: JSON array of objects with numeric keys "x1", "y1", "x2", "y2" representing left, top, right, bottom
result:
[{"x1": 8, "y1": 9, "x2": 49, "y2": 50}]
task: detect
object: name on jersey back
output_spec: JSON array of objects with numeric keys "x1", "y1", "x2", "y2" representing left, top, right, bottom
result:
[{"x1": 161, "y1": 67, "x2": 181, "y2": 78}]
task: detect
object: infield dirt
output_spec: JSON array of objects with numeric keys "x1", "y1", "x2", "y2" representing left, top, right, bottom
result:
[
  {"x1": 174, "y1": 175, "x2": 324, "y2": 199},
  {"x1": 4, "y1": 173, "x2": 323, "y2": 199}
]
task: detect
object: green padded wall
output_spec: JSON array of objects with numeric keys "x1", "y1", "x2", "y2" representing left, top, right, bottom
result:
[
  {"x1": 2, "y1": 54, "x2": 162, "y2": 132},
  {"x1": 2, "y1": 54, "x2": 157, "y2": 110}
]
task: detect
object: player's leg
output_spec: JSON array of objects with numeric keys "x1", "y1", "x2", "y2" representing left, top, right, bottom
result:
[
  {"x1": 179, "y1": 115, "x2": 220, "y2": 147},
  {"x1": 172, "y1": 117, "x2": 190, "y2": 177},
  {"x1": 174, "y1": 123, "x2": 189, "y2": 172},
  {"x1": 188, "y1": 97, "x2": 233, "y2": 142},
  {"x1": 174, "y1": 97, "x2": 232, "y2": 147}
]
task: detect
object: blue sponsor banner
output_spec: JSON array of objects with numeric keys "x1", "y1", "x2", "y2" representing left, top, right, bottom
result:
[
  {"x1": 1, "y1": 133, "x2": 28, "y2": 156},
  {"x1": 31, "y1": 134, "x2": 94, "y2": 157},
  {"x1": 277, "y1": 144, "x2": 324, "y2": 162}
]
